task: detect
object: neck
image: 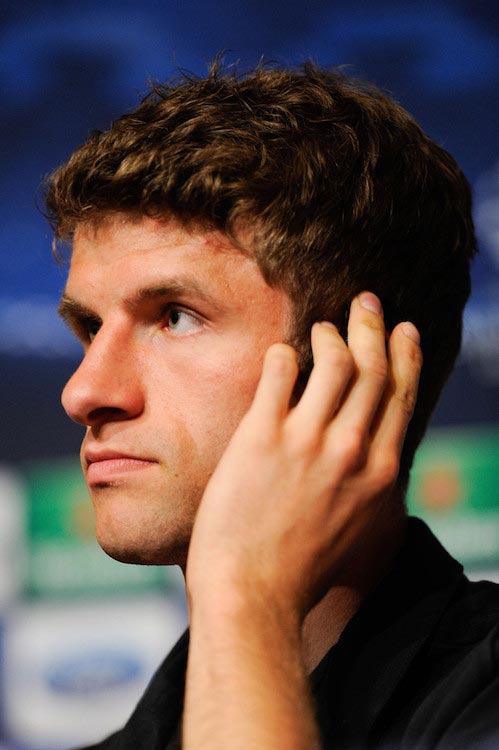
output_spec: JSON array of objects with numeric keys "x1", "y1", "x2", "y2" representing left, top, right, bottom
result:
[{"x1": 301, "y1": 501, "x2": 407, "y2": 673}]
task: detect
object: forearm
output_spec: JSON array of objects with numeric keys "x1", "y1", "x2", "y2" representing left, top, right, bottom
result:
[
  {"x1": 183, "y1": 584, "x2": 321, "y2": 750},
  {"x1": 182, "y1": 299, "x2": 422, "y2": 748}
]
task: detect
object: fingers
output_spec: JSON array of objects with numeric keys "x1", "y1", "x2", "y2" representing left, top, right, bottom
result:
[
  {"x1": 291, "y1": 322, "x2": 354, "y2": 431},
  {"x1": 250, "y1": 343, "x2": 299, "y2": 424},
  {"x1": 370, "y1": 321, "x2": 422, "y2": 464},
  {"x1": 331, "y1": 293, "x2": 388, "y2": 436},
  {"x1": 250, "y1": 293, "x2": 422, "y2": 486},
  {"x1": 289, "y1": 293, "x2": 388, "y2": 439}
]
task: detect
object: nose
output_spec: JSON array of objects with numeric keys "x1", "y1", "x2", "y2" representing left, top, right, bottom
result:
[{"x1": 62, "y1": 326, "x2": 144, "y2": 428}]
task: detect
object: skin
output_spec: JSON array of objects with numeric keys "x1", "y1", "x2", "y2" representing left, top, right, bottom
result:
[
  {"x1": 60, "y1": 213, "x2": 293, "y2": 567},
  {"x1": 60, "y1": 212, "x2": 423, "y2": 749},
  {"x1": 184, "y1": 298, "x2": 422, "y2": 749}
]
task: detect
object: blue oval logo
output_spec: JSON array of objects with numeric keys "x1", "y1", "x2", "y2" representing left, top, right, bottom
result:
[{"x1": 45, "y1": 649, "x2": 143, "y2": 694}]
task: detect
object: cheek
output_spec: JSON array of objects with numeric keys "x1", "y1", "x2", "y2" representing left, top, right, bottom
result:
[
  {"x1": 152, "y1": 351, "x2": 264, "y2": 447},
  {"x1": 194, "y1": 359, "x2": 262, "y2": 432}
]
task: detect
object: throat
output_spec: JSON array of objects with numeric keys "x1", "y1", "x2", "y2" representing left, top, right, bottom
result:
[
  {"x1": 301, "y1": 507, "x2": 407, "y2": 673},
  {"x1": 301, "y1": 585, "x2": 363, "y2": 673}
]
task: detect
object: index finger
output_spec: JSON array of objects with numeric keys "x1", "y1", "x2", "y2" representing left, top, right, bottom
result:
[{"x1": 249, "y1": 342, "x2": 299, "y2": 425}]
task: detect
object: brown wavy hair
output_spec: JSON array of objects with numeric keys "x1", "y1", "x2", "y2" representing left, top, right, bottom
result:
[{"x1": 44, "y1": 60, "x2": 477, "y2": 491}]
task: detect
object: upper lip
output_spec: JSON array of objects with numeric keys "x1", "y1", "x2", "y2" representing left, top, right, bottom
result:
[{"x1": 84, "y1": 448, "x2": 155, "y2": 467}]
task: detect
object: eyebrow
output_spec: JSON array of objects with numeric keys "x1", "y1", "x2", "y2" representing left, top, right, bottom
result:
[
  {"x1": 127, "y1": 280, "x2": 223, "y2": 313},
  {"x1": 58, "y1": 278, "x2": 224, "y2": 325},
  {"x1": 58, "y1": 296, "x2": 97, "y2": 325}
]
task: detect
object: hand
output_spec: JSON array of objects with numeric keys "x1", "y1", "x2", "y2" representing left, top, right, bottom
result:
[{"x1": 186, "y1": 292, "x2": 422, "y2": 622}]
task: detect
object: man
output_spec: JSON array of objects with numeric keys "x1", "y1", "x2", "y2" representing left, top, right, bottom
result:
[{"x1": 44, "y1": 62, "x2": 498, "y2": 749}]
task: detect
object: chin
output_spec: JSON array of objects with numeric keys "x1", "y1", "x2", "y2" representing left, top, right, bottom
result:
[
  {"x1": 98, "y1": 534, "x2": 190, "y2": 567},
  {"x1": 94, "y1": 513, "x2": 192, "y2": 567},
  {"x1": 90, "y1": 483, "x2": 198, "y2": 568}
]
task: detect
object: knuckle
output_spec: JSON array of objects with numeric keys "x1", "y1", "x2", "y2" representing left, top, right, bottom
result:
[
  {"x1": 401, "y1": 336, "x2": 424, "y2": 367},
  {"x1": 321, "y1": 346, "x2": 354, "y2": 374},
  {"x1": 394, "y1": 384, "x2": 418, "y2": 418},
  {"x1": 372, "y1": 452, "x2": 400, "y2": 492},
  {"x1": 362, "y1": 314, "x2": 385, "y2": 334},
  {"x1": 363, "y1": 350, "x2": 388, "y2": 381},
  {"x1": 335, "y1": 427, "x2": 366, "y2": 471},
  {"x1": 287, "y1": 427, "x2": 322, "y2": 458}
]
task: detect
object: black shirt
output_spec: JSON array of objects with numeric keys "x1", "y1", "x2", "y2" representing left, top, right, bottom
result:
[{"x1": 78, "y1": 518, "x2": 499, "y2": 749}]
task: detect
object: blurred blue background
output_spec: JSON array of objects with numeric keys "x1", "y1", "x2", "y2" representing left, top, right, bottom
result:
[{"x1": 0, "y1": 1, "x2": 498, "y2": 747}]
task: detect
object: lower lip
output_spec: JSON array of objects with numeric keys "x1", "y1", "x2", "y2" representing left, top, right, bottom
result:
[{"x1": 87, "y1": 458, "x2": 156, "y2": 485}]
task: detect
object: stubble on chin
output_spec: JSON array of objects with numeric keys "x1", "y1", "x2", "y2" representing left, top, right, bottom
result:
[{"x1": 89, "y1": 479, "x2": 201, "y2": 568}]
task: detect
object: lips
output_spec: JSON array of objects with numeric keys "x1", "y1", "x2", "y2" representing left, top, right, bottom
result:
[{"x1": 85, "y1": 450, "x2": 157, "y2": 485}]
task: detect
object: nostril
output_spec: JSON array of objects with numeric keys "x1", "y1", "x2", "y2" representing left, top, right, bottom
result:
[{"x1": 87, "y1": 406, "x2": 132, "y2": 425}]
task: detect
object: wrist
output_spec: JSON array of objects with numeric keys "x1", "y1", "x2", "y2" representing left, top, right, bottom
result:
[
  {"x1": 185, "y1": 577, "x2": 319, "y2": 750},
  {"x1": 187, "y1": 569, "x2": 302, "y2": 643}
]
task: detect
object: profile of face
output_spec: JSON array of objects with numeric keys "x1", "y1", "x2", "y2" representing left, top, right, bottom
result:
[{"x1": 60, "y1": 214, "x2": 292, "y2": 567}]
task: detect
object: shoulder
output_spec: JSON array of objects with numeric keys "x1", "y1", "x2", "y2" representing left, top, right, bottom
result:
[
  {"x1": 435, "y1": 577, "x2": 499, "y2": 649},
  {"x1": 400, "y1": 578, "x2": 499, "y2": 749}
]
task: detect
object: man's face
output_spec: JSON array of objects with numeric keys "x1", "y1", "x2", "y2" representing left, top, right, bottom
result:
[{"x1": 61, "y1": 214, "x2": 292, "y2": 567}]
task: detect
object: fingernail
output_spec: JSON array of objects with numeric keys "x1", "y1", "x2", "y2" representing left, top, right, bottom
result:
[
  {"x1": 319, "y1": 321, "x2": 337, "y2": 331},
  {"x1": 402, "y1": 322, "x2": 420, "y2": 344},
  {"x1": 359, "y1": 292, "x2": 382, "y2": 315}
]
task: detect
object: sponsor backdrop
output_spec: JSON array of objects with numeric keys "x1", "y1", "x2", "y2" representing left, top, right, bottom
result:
[{"x1": 1, "y1": 1, "x2": 498, "y2": 747}]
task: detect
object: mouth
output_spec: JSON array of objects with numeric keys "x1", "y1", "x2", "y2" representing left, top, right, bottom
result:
[{"x1": 85, "y1": 450, "x2": 157, "y2": 486}]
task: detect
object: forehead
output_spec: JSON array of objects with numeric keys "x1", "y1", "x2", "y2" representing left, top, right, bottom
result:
[
  {"x1": 71, "y1": 213, "x2": 243, "y2": 268},
  {"x1": 66, "y1": 213, "x2": 292, "y2": 320}
]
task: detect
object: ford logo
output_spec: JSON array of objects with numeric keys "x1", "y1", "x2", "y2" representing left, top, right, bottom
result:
[{"x1": 45, "y1": 650, "x2": 143, "y2": 694}]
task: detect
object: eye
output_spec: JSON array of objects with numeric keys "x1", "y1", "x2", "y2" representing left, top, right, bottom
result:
[
  {"x1": 165, "y1": 307, "x2": 202, "y2": 336},
  {"x1": 83, "y1": 318, "x2": 101, "y2": 343}
]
